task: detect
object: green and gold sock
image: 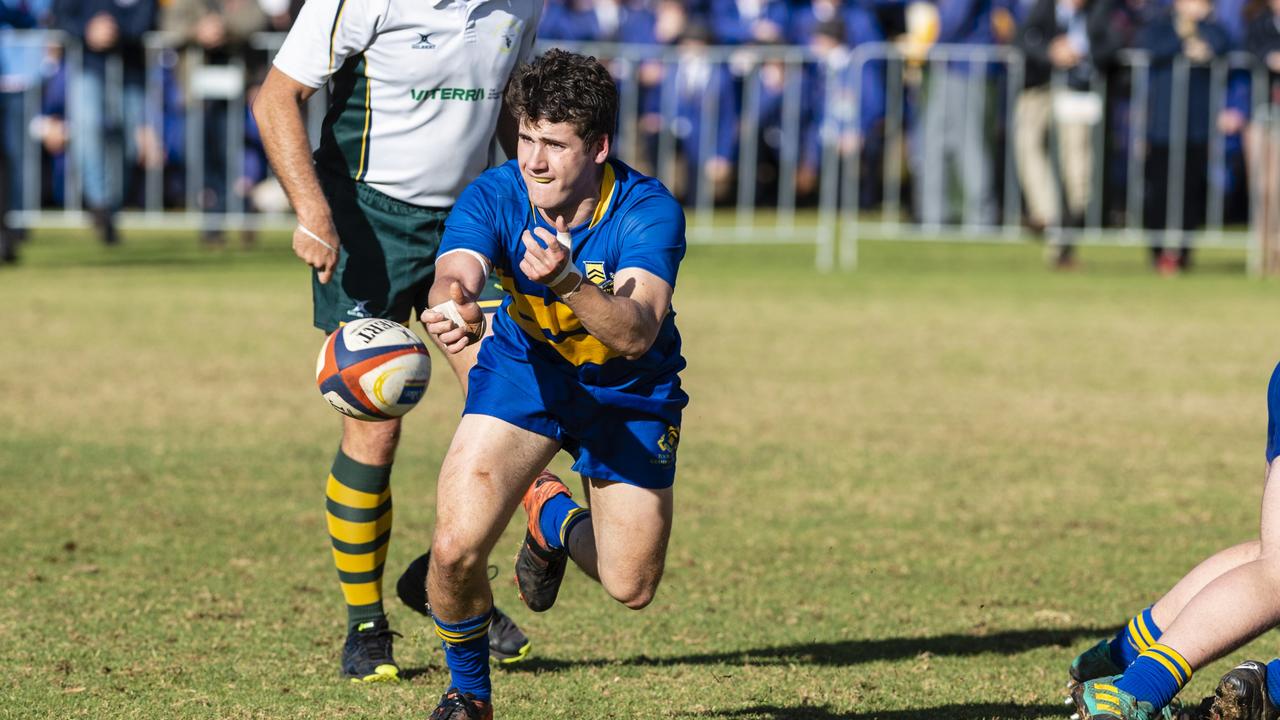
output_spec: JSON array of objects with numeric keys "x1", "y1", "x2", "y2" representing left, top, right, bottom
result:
[{"x1": 326, "y1": 449, "x2": 393, "y2": 629}]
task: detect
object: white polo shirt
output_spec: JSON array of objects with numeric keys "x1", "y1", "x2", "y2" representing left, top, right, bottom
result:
[{"x1": 273, "y1": 0, "x2": 542, "y2": 208}]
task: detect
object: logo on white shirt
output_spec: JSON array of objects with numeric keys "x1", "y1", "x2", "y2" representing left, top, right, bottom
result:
[{"x1": 412, "y1": 33, "x2": 436, "y2": 50}]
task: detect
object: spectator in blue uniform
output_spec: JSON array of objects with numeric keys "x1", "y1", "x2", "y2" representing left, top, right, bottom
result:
[
  {"x1": 798, "y1": 16, "x2": 888, "y2": 206},
  {"x1": 0, "y1": 0, "x2": 52, "y2": 263},
  {"x1": 541, "y1": 0, "x2": 659, "y2": 43},
  {"x1": 656, "y1": 20, "x2": 740, "y2": 204},
  {"x1": 914, "y1": 0, "x2": 999, "y2": 227},
  {"x1": 1139, "y1": 0, "x2": 1233, "y2": 273},
  {"x1": 54, "y1": 0, "x2": 159, "y2": 246},
  {"x1": 708, "y1": 0, "x2": 792, "y2": 44},
  {"x1": 743, "y1": 49, "x2": 809, "y2": 204}
]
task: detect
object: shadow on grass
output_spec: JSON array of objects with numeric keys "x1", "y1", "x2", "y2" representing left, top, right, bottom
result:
[
  {"x1": 504, "y1": 626, "x2": 1106, "y2": 674},
  {"x1": 691, "y1": 701, "x2": 1064, "y2": 720}
]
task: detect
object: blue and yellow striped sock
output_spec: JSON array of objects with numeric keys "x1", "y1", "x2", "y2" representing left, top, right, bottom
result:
[
  {"x1": 326, "y1": 449, "x2": 393, "y2": 630},
  {"x1": 538, "y1": 492, "x2": 589, "y2": 553},
  {"x1": 1109, "y1": 606, "x2": 1162, "y2": 669},
  {"x1": 435, "y1": 610, "x2": 492, "y2": 701},
  {"x1": 1114, "y1": 643, "x2": 1192, "y2": 711}
]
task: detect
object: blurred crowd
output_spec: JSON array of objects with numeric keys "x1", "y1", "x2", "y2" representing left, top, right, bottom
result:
[{"x1": 5, "y1": 0, "x2": 1280, "y2": 270}]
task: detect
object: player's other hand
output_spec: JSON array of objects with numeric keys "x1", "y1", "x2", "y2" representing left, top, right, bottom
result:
[
  {"x1": 519, "y1": 216, "x2": 578, "y2": 295},
  {"x1": 292, "y1": 221, "x2": 340, "y2": 284},
  {"x1": 422, "y1": 281, "x2": 484, "y2": 354}
]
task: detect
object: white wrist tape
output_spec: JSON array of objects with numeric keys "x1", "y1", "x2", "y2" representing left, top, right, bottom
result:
[
  {"x1": 556, "y1": 230, "x2": 572, "y2": 249},
  {"x1": 548, "y1": 260, "x2": 582, "y2": 290},
  {"x1": 431, "y1": 299, "x2": 486, "y2": 339},
  {"x1": 297, "y1": 224, "x2": 337, "y2": 252}
]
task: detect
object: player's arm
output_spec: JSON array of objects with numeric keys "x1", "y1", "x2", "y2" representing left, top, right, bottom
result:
[
  {"x1": 520, "y1": 225, "x2": 671, "y2": 360},
  {"x1": 423, "y1": 250, "x2": 494, "y2": 354},
  {"x1": 563, "y1": 266, "x2": 671, "y2": 360},
  {"x1": 253, "y1": 67, "x2": 340, "y2": 283}
]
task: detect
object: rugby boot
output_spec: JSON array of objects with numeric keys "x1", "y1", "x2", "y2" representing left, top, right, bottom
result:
[
  {"x1": 1070, "y1": 677, "x2": 1181, "y2": 720},
  {"x1": 396, "y1": 550, "x2": 532, "y2": 664},
  {"x1": 1206, "y1": 661, "x2": 1280, "y2": 720},
  {"x1": 428, "y1": 688, "x2": 493, "y2": 720},
  {"x1": 515, "y1": 471, "x2": 573, "y2": 612},
  {"x1": 340, "y1": 617, "x2": 401, "y2": 682},
  {"x1": 1070, "y1": 640, "x2": 1125, "y2": 692}
]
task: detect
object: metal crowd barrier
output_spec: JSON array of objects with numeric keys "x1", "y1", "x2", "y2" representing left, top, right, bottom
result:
[
  {"x1": 827, "y1": 42, "x2": 1272, "y2": 272},
  {"x1": 2, "y1": 30, "x2": 1278, "y2": 273}
]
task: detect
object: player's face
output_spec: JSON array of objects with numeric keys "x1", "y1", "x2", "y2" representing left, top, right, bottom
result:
[{"x1": 517, "y1": 118, "x2": 610, "y2": 217}]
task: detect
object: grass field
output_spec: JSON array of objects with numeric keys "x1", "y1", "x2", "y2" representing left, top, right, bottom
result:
[{"x1": 4, "y1": 229, "x2": 1280, "y2": 719}]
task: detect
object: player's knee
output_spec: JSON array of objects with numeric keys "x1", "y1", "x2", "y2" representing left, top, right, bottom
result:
[
  {"x1": 429, "y1": 532, "x2": 486, "y2": 586},
  {"x1": 343, "y1": 418, "x2": 401, "y2": 463},
  {"x1": 602, "y1": 572, "x2": 661, "y2": 610}
]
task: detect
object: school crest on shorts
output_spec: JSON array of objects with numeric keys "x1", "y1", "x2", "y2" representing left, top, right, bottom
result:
[{"x1": 653, "y1": 425, "x2": 680, "y2": 465}]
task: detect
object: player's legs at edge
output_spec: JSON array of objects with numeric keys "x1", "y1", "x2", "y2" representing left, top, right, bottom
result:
[
  {"x1": 1069, "y1": 364, "x2": 1280, "y2": 718},
  {"x1": 1069, "y1": 469, "x2": 1280, "y2": 718},
  {"x1": 1068, "y1": 542, "x2": 1263, "y2": 692}
]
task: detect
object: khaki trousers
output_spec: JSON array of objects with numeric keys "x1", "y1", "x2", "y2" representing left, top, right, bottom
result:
[{"x1": 1014, "y1": 86, "x2": 1095, "y2": 226}]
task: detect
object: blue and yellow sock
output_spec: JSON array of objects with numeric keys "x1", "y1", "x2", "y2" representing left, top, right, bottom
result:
[
  {"x1": 1266, "y1": 659, "x2": 1280, "y2": 706},
  {"x1": 435, "y1": 610, "x2": 492, "y2": 701},
  {"x1": 1109, "y1": 606, "x2": 1162, "y2": 669},
  {"x1": 326, "y1": 449, "x2": 393, "y2": 630},
  {"x1": 1114, "y1": 643, "x2": 1192, "y2": 711},
  {"x1": 538, "y1": 492, "x2": 589, "y2": 553}
]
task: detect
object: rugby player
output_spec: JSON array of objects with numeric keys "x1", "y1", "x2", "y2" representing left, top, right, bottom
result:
[{"x1": 418, "y1": 49, "x2": 689, "y2": 719}]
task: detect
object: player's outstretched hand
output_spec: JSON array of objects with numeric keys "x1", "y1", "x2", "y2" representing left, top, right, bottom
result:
[
  {"x1": 519, "y1": 216, "x2": 578, "y2": 295},
  {"x1": 292, "y1": 222, "x2": 340, "y2": 284},
  {"x1": 422, "y1": 281, "x2": 485, "y2": 354}
]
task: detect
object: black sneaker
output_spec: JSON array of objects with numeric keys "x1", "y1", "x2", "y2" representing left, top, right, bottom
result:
[
  {"x1": 340, "y1": 617, "x2": 401, "y2": 683},
  {"x1": 428, "y1": 688, "x2": 492, "y2": 720},
  {"x1": 1208, "y1": 661, "x2": 1279, "y2": 720},
  {"x1": 514, "y1": 471, "x2": 572, "y2": 613},
  {"x1": 396, "y1": 551, "x2": 532, "y2": 664}
]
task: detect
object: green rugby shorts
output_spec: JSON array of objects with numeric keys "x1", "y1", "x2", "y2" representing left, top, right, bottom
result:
[{"x1": 312, "y1": 171, "x2": 506, "y2": 333}]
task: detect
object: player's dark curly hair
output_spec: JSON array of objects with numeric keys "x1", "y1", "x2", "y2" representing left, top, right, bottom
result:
[{"x1": 505, "y1": 49, "x2": 617, "y2": 146}]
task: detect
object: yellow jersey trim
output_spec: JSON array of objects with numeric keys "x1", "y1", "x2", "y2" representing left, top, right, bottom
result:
[
  {"x1": 526, "y1": 162, "x2": 616, "y2": 229},
  {"x1": 356, "y1": 57, "x2": 372, "y2": 180},
  {"x1": 327, "y1": 0, "x2": 350, "y2": 75},
  {"x1": 497, "y1": 272, "x2": 623, "y2": 367},
  {"x1": 588, "y1": 162, "x2": 616, "y2": 228}
]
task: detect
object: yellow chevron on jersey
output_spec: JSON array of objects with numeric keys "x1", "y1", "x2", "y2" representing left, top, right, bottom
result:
[
  {"x1": 584, "y1": 261, "x2": 607, "y2": 286},
  {"x1": 496, "y1": 271, "x2": 624, "y2": 367}
]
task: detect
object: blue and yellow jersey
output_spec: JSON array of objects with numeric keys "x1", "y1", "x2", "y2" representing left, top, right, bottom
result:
[
  {"x1": 440, "y1": 158, "x2": 687, "y2": 391},
  {"x1": 1268, "y1": 361, "x2": 1280, "y2": 464}
]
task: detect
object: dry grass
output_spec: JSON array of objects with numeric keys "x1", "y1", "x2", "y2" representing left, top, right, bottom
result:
[{"x1": 2, "y1": 231, "x2": 1279, "y2": 718}]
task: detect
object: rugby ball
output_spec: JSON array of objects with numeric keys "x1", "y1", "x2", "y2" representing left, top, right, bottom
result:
[{"x1": 315, "y1": 318, "x2": 431, "y2": 421}]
